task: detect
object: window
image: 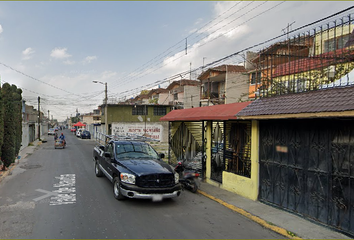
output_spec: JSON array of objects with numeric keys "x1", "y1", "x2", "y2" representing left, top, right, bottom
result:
[
  {"x1": 105, "y1": 143, "x2": 114, "y2": 157},
  {"x1": 225, "y1": 122, "x2": 252, "y2": 178},
  {"x1": 173, "y1": 93, "x2": 178, "y2": 100},
  {"x1": 324, "y1": 34, "x2": 350, "y2": 53},
  {"x1": 251, "y1": 72, "x2": 261, "y2": 85},
  {"x1": 154, "y1": 106, "x2": 166, "y2": 116},
  {"x1": 132, "y1": 106, "x2": 148, "y2": 115}
]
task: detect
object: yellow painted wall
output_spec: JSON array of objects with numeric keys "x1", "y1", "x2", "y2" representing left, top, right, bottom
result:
[
  {"x1": 314, "y1": 24, "x2": 353, "y2": 55},
  {"x1": 205, "y1": 120, "x2": 260, "y2": 201},
  {"x1": 221, "y1": 120, "x2": 259, "y2": 200}
]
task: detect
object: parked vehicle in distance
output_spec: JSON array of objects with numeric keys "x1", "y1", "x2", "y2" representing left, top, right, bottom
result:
[
  {"x1": 71, "y1": 127, "x2": 76, "y2": 132},
  {"x1": 48, "y1": 128, "x2": 55, "y2": 135},
  {"x1": 93, "y1": 134, "x2": 181, "y2": 201},
  {"x1": 81, "y1": 130, "x2": 91, "y2": 139},
  {"x1": 76, "y1": 129, "x2": 84, "y2": 137}
]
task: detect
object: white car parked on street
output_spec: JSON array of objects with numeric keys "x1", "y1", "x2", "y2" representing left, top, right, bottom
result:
[{"x1": 76, "y1": 129, "x2": 84, "y2": 137}]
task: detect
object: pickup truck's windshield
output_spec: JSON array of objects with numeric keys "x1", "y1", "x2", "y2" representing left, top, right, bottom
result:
[{"x1": 116, "y1": 143, "x2": 159, "y2": 160}]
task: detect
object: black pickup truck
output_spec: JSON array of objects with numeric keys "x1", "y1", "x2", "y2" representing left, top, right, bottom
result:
[{"x1": 93, "y1": 137, "x2": 181, "y2": 201}]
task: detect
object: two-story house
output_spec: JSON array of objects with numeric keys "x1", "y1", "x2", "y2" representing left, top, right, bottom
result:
[
  {"x1": 100, "y1": 103, "x2": 171, "y2": 143},
  {"x1": 198, "y1": 64, "x2": 249, "y2": 106}
]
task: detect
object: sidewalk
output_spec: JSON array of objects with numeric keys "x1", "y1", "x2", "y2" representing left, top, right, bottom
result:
[
  {"x1": 0, "y1": 136, "x2": 45, "y2": 183},
  {"x1": 197, "y1": 181, "x2": 351, "y2": 239}
]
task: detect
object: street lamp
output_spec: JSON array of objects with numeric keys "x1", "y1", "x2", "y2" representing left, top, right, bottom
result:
[
  {"x1": 92, "y1": 81, "x2": 107, "y2": 105},
  {"x1": 93, "y1": 80, "x2": 108, "y2": 135}
]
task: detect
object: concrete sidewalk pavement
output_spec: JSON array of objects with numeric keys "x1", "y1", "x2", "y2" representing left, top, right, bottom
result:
[
  {"x1": 0, "y1": 135, "x2": 46, "y2": 183},
  {"x1": 197, "y1": 181, "x2": 351, "y2": 239}
]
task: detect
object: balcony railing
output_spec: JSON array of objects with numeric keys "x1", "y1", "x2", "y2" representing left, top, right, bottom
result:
[{"x1": 253, "y1": 14, "x2": 354, "y2": 98}]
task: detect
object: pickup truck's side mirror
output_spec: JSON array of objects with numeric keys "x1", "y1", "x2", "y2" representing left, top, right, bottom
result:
[
  {"x1": 104, "y1": 152, "x2": 111, "y2": 158},
  {"x1": 159, "y1": 153, "x2": 165, "y2": 159},
  {"x1": 99, "y1": 145, "x2": 105, "y2": 151}
]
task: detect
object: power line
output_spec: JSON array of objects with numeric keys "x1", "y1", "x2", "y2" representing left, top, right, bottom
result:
[
  {"x1": 107, "y1": 1, "x2": 267, "y2": 91},
  {"x1": 114, "y1": 6, "x2": 354, "y2": 100},
  {"x1": 0, "y1": 62, "x2": 75, "y2": 95}
]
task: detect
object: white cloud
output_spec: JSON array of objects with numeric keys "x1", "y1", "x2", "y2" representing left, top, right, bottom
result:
[
  {"x1": 63, "y1": 60, "x2": 75, "y2": 65},
  {"x1": 22, "y1": 47, "x2": 35, "y2": 60},
  {"x1": 50, "y1": 47, "x2": 72, "y2": 59},
  {"x1": 0, "y1": 24, "x2": 3, "y2": 34},
  {"x1": 83, "y1": 56, "x2": 97, "y2": 64},
  {"x1": 101, "y1": 71, "x2": 117, "y2": 79}
]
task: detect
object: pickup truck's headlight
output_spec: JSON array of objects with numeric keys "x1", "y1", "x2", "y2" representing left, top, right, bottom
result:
[
  {"x1": 120, "y1": 173, "x2": 136, "y2": 184},
  {"x1": 174, "y1": 172, "x2": 179, "y2": 184}
]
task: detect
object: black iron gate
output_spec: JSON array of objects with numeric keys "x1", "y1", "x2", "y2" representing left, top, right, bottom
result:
[
  {"x1": 211, "y1": 121, "x2": 224, "y2": 183},
  {"x1": 259, "y1": 119, "x2": 354, "y2": 235}
]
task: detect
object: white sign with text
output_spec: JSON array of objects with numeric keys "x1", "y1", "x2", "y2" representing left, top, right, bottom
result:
[{"x1": 112, "y1": 123, "x2": 163, "y2": 141}]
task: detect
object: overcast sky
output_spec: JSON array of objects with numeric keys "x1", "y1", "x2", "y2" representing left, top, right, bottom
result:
[{"x1": 0, "y1": 1, "x2": 353, "y2": 121}]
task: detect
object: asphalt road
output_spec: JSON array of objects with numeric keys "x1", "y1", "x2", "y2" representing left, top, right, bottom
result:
[{"x1": 0, "y1": 129, "x2": 283, "y2": 239}]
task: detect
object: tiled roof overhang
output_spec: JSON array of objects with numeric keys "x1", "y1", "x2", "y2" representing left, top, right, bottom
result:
[
  {"x1": 237, "y1": 85, "x2": 354, "y2": 119},
  {"x1": 160, "y1": 101, "x2": 252, "y2": 122}
]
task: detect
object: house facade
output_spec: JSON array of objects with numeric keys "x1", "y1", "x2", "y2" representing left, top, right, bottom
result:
[
  {"x1": 163, "y1": 79, "x2": 200, "y2": 109},
  {"x1": 100, "y1": 104, "x2": 171, "y2": 142},
  {"x1": 160, "y1": 102, "x2": 260, "y2": 200},
  {"x1": 234, "y1": 16, "x2": 354, "y2": 235},
  {"x1": 237, "y1": 84, "x2": 354, "y2": 236},
  {"x1": 198, "y1": 65, "x2": 249, "y2": 106}
]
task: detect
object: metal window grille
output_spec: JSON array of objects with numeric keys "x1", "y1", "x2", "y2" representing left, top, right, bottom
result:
[{"x1": 153, "y1": 106, "x2": 166, "y2": 116}]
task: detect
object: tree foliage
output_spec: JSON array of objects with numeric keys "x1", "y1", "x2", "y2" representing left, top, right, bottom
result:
[
  {"x1": 13, "y1": 86, "x2": 23, "y2": 157},
  {"x1": 140, "y1": 90, "x2": 150, "y2": 95},
  {"x1": 0, "y1": 83, "x2": 22, "y2": 169},
  {"x1": 0, "y1": 85, "x2": 3, "y2": 161}
]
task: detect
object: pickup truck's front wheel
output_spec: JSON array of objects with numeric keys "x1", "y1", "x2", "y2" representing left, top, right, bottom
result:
[
  {"x1": 95, "y1": 160, "x2": 103, "y2": 177},
  {"x1": 113, "y1": 177, "x2": 125, "y2": 200}
]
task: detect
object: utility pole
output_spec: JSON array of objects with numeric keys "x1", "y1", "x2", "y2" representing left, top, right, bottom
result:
[
  {"x1": 38, "y1": 96, "x2": 40, "y2": 140},
  {"x1": 190, "y1": 62, "x2": 192, "y2": 80},
  {"x1": 144, "y1": 105, "x2": 147, "y2": 136},
  {"x1": 104, "y1": 82, "x2": 108, "y2": 105},
  {"x1": 48, "y1": 110, "x2": 50, "y2": 129}
]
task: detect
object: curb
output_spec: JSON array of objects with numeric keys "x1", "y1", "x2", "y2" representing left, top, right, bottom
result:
[
  {"x1": 0, "y1": 163, "x2": 16, "y2": 183},
  {"x1": 198, "y1": 189, "x2": 302, "y2": 240},
  {"x1": 0, "y1": 137, "x2": 44, "y2": 184}
]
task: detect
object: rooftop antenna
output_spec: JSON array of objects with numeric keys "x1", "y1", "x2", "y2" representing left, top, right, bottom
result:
[{"x1": 282, "y1": 21, "x2": 296, "y2": 40}]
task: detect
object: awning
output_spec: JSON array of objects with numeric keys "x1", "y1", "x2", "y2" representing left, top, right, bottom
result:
[
  {"x1": 160, "y1": 102, "x2": 252, "y2": 122},
  {"x1": 73, "y1": 121, "x2": 86, "y2": 127}
]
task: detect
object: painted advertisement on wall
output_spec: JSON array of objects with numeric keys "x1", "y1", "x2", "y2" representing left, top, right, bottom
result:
[{"x1": 111, "y1": 122, "x2": 164, "y2": 141}]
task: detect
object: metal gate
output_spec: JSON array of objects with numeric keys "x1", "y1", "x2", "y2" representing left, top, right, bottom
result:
[
  {"x1": 259, "y1": 119, "x2": 354, "y2": 235},
  {"x1": 211, "y1": 121, "x2": 224, "y2": 183}
]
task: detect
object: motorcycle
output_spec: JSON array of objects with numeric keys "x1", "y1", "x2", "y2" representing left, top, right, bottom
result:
[{"x1": 174, "y1": 161, "x2": 200, "y2": 193}]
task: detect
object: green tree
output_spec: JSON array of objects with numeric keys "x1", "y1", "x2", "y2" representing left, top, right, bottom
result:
[
  {"x1": 0, "y1": 85, "x2": 3, "y2": 168},
  {"x1": 12, "y1": 85, "x2": 22, "y2": 157},
  {"x1": 1, "y1": 83, "x2": 15, "y2": 169},
  {"x1": 140, "y1": 90, "x2": 150, "y2": 95}
]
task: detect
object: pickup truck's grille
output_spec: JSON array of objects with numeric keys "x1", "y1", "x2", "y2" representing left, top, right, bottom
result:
[{"x1": 137, "y1": 174, "x2": 175, "y2": 188}]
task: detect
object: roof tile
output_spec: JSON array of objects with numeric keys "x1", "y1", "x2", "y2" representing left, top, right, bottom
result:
[{"x1": 237, "y1": 85, "x2": 354, "y2": 117}]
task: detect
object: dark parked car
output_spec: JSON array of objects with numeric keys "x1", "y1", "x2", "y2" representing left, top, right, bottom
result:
[
  {"x1": 93, "y1": 136, "x2": 181, "y2": 201},
  {"x1": 81, "y1": 130, "x2": 91, "y2": 139}
]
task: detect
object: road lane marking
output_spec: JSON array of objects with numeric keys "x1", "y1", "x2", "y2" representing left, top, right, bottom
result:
[
  {"x1": 33, "y1": 174, "x2": 76, "y2": 206},
  {"x1": 33, "y1": 189, "x2": 58, "y2": 202},
  {"x1": 50, "y1": 174, "x2": 76, "y2": 205}
]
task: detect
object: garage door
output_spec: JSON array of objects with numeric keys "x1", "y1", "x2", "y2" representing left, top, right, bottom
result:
[{"x1": 259, "y1": 119, "x2": 354, "y2": 235}]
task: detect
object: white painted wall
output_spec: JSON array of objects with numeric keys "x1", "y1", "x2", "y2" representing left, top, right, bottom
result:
[{"x1": 111, "y1": 121, "x2": 169, "y2": 143}]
